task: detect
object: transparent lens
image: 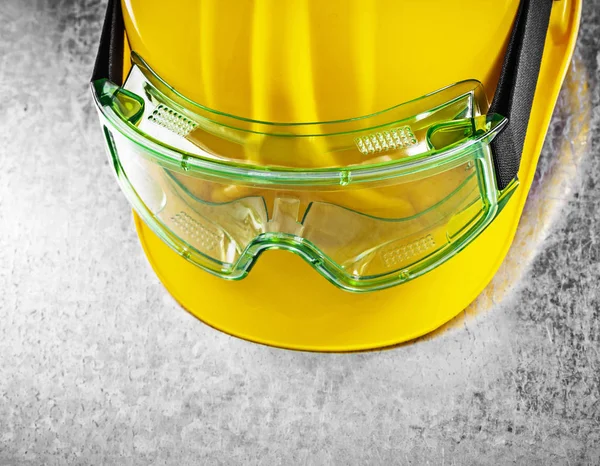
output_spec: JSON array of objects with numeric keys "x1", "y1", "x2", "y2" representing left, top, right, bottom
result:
[{"x1": 93, "y1": 57, "x2": 517, "y2": 291}]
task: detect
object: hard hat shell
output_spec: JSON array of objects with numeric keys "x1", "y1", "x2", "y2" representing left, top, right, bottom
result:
[{"x1": 119, "y1": 0, "x2": 581, "y2": 351}]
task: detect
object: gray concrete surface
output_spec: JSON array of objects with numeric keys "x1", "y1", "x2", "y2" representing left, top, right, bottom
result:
[{"x1": 1, "y1": 1, "x2": 599, "y2": 464}]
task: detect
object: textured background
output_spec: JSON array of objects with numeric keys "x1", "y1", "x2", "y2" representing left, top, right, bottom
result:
[{"x1": 1, "y1": 1, "x2": 599, "y2": 464}]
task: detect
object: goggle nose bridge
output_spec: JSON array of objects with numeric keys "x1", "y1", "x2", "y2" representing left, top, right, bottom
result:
[{"x1": 267, "y1": 197, "x2": 304, "y2": 236}]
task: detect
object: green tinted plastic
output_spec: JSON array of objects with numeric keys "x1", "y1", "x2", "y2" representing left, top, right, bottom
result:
[{"x1": 92, "y1": 55, "x2": 517, "y2": 292}]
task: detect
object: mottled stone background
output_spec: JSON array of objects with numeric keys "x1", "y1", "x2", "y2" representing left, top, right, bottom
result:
[{"x1": 0, "y1": 1, "x2": 599, "y2": 464}]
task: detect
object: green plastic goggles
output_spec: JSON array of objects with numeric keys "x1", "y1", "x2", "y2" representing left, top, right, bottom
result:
[{"x1": 92, "y1": 0, "x2": 552, "y2": 292}]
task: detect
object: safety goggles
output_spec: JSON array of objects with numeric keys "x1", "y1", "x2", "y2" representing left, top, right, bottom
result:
[{"x1": 92, "y1": 0, "x2": 552, "y2": 292}]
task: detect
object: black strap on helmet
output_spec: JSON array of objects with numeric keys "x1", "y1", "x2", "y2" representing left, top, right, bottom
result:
[
  {"x1": 489, "y1": 0, "x2": 554, "y2": 189},
  {"x1": 91, "y1": 0, "x2": 124, "y2": 85},
  {"x1": 92, "y1": 0, "x2": 554, "y2": 190}
]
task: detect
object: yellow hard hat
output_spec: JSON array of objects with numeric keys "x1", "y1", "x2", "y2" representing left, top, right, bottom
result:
[{"x1": 91, "y1": 0, "x2": 581, "y2": 351}]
